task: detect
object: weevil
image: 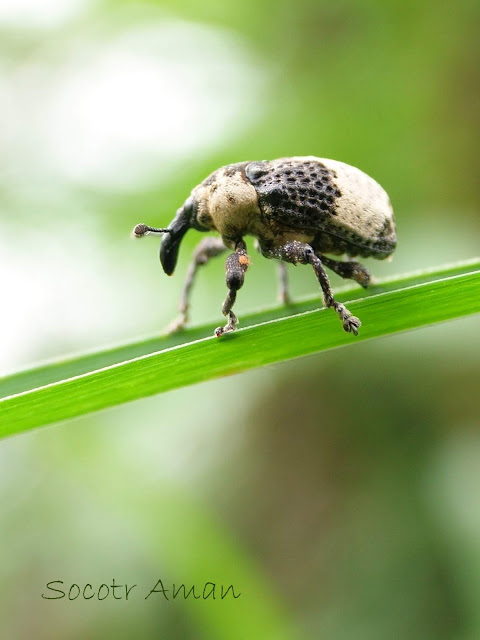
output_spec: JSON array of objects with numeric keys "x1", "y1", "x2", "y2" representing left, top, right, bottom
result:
[{"x1": 133, "y1": 157, "x2": 397, "y2": 336}]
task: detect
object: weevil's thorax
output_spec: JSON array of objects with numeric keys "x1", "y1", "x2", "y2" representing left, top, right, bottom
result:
[{"x1": 192, "y1": 162, "x2": 261, "y2": 247}]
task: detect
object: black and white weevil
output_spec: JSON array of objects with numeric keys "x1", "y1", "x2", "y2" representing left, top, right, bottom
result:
[{"x1": 133, "y1": 157, "x2": 397, "y2": 336}]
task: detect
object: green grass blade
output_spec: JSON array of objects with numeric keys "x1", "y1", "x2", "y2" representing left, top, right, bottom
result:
[
  {"x1": 2, "y1": 257, "x2": 478, "y2": 398},
  {"x1": 1, "y1": 259, "x2": 479, "y2": 438}
]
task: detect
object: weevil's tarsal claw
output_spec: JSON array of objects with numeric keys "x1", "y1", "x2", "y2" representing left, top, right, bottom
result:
[
  {"x1": 333, "y1": 302, "x2": 361, "y2": 336},
  {"x1": 343, "y1": 315, "x2": 361, "y2": 335},
  {"x1": 132, "y1": 223, "x2": 172, "y2": 238}
]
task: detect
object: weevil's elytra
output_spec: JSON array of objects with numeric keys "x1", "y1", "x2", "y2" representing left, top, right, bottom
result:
[
  {"x1": 245, "y1": 158, "x2": 396, "y2": 258},
  {"x1": 133, "y1": 156, "x2": 397, "y2": 337}
]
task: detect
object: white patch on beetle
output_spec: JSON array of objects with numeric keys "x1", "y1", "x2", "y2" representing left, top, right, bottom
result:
[
  {"x1": 314, "y1": 157, "x2": 395, "y2": 245},
  {"x1": 194, "y1": 166, "x2": 261, "y2": 243}
]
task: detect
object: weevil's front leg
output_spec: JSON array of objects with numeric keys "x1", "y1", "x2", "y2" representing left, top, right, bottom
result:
[
  {"x1": 264, "y1": 241, "x2": 361, "y2": 335},
  {"x1": 318, "y1": 255, "x2": 371, "y2": 288},
  {"x1": 167, "y1": 237, "x2": 227, "y2": 333},
  {"x1": 214, "y1": 240, "x2": 249, "y2": 337}
]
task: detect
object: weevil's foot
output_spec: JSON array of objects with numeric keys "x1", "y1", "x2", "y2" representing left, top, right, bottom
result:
[
  {"x1": 343, "y1": 315, "x2": 361, "y2": 336},
  {"x1": 334, "y1": 302, "x2": 361, "y2": 336},
  {"x1": 214, "y1": 324, "x2": 237, "y2": 337},
  {"x1": 165, "y1": 313, "x2": 188, "y2": 334},
  {"x1": 214, "y1": 312, "x2": 238, "y2": 337}
]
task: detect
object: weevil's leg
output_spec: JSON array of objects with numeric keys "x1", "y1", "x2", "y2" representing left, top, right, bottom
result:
[
  {"x1": 254, "y1": 239, "x2": 291, "y2": 304},
  {"x1": 318, "y1": 255, "x2": 371, "y2": 288},
  {"x1": 277, "y1": 261, "x2": 292, "y2": 304},
  {"x1": 166, "y1": 237, "x2": 227, "y2": 333},
  {"x1": 215, "y1": 240, "x2": 249, "y2": 337},
  {"x1": 263, "y1": 241, "x2": 361, "y2": 335},
  {"x1": 306, "y1": 252, "x2": 361, "y2": 335}
]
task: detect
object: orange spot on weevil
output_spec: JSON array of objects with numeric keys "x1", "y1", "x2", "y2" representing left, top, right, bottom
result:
[{"x1": 239, "y1": 255, "x2": 250, "y2": 266}]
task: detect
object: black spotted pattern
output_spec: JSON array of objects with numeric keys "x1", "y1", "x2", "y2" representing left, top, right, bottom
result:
[{"x1": 245, "y1": 159, "x2": 341, "y2": 232}]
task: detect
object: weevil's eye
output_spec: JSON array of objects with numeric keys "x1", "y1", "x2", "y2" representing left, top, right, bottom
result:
[{"x1": 184, "y1": 195, "x2": 203, "y2": 228}]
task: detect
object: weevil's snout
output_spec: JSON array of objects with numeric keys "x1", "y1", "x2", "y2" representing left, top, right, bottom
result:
[{"x1": 159, "y1": 197, "x2": 194, "y2": 275}]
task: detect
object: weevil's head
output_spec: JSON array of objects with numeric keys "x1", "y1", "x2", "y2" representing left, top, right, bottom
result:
[
  {"x1": 160, "y1": 188, "x2": 223, "y2": 274},
  {"x1": 134, "y1": 161, "x2": 259, "y2": 274},
  {"x1": 159, "y1": 170, "x2": 237, "y2": 274},
  {"x1": 133, "y1": 189, "x2": 215, "y2": 276}
]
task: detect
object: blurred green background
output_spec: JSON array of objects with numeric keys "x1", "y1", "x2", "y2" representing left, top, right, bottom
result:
[{"x1": 1, "y1": 0, "x2": 479, "y2": 638}]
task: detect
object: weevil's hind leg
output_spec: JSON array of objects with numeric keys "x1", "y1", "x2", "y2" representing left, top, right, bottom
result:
[
  {"x1": 166, "y1": 237, "x2": 227, "y2": 333},
  {"x1": 276, "y1": 261, "x2": 292, "y2": 305},
  {"x1": 215, "y1": 240, "x2": 249, "y2": 337},
  {"x1": 254, "y1": 239, "x2": 291, "y2": 305},
  {"x1": 319, "y1": 255, "x2": 371, "y2": 288},
  {"x1": 263, "y1": 241, "x2": 361, "y2": 335},
  {"x1": 309, "y1": 252, "x2": 361, "y2": 335}
]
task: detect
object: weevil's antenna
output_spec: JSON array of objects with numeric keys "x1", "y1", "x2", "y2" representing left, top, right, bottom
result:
[{"x1": 132, "y1": 223, "x2": 173, "y2": 238}]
